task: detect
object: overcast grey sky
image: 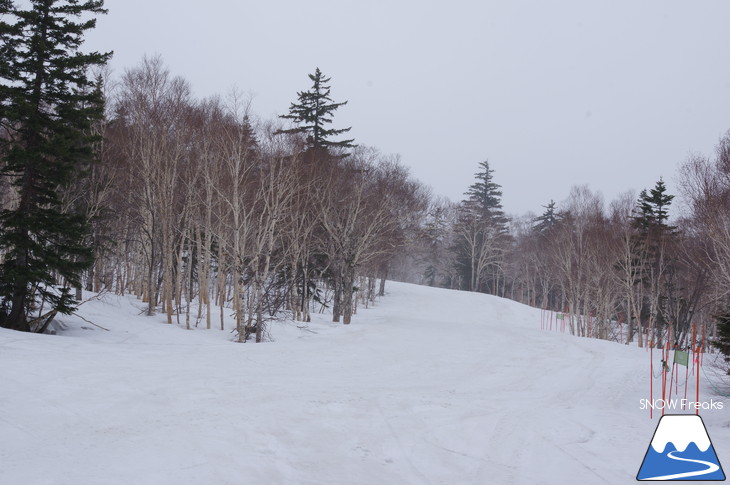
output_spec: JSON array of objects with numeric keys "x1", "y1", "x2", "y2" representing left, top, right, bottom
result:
[{"x1": 84, "y1": 0, "x2": 730, "y2": 216}]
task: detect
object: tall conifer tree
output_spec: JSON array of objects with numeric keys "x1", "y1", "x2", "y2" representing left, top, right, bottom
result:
[
  {"x1": 454, "y1": 159, "x2": 509, "y2": 292},
  {"x1": 0, "y1": 0, "x2": 111, "y2": 331},
  {"x1": 533, "y1": 200, "x2": 559, "y2": 235},
  {"x1": 464, "y1": 159, "x2": 508, "y2": 232},
  {"x1": 277, "y1": 68, "x2": 355, "y2": 153},
  {"x1": 634, "y1": 178, "x2": 675, "y2": 233},
  {"x1": 630, "y1": 178, "x2": 678, "y2": 340}
]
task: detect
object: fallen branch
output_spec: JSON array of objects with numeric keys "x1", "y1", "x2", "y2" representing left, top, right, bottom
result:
[
  {"x1": 29, "y1": 310, "x2": 58, "y2": 334},
  {"x1": 75, "y1": 313, "x2": 110, "y2": 332}
]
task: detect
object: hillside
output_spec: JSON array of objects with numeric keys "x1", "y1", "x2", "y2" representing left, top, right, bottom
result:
[{"x1": 1, "y1": 282, "x2": 727, "y2": 484}]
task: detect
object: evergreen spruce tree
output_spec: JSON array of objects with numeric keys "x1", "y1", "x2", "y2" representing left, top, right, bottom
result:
[
  {"x1": 533, "y1": 200, "x2": 559, "y2": 235},
  {"x1": 277, "y1": 68, "x2": 355, "y2": 153},
  {"x1": 454, "y1": 159, "x2": 509, "y2": 292},
  {"x1": 464, "y1": 159, "x2": 508, "y2": 232},
  {"x1": 630, "y1": 178, "x2": 679, "y2": 342},
  {"x1": 0, "y1": 0, "x2": 111, "y2": 331},
  {"x1": 714, "y1": 308, "x2": 730, "y2": 373},
  {"x1": 634, "y1": 178, "x2": 675, "y2": 233}
]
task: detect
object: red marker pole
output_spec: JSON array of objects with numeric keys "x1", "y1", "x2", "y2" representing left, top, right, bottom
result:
[
  {"x1": 650, "y1": 340, "x2": 654, "y2": 419},
  {"x1": 691, "y1": 323, "x2": 696, "y2": 377},
  {"x1": 667, "y1": 350, "x2": 676, "y2": 407},
  {"x1": 696, "y1": 344, "x2": 701, "y2": 415},
  {"x1": 683, "y1": 354, "x2": 690, "y2": 409},
  {"x1": 663, "y1": 340, "x2": 670, "y2": 416},
  {"x1": 661, "y1": 343, "x2": 666, "y2": 417}
]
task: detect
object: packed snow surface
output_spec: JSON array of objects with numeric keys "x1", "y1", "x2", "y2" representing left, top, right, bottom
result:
[{"x1": 1, "y1": 282, "x2": 728, "y2": 484}]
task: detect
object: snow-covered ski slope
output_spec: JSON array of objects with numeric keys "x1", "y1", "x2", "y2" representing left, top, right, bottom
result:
[{"x1": 1, "y1": 281, "x2": 727, "y2": 484}]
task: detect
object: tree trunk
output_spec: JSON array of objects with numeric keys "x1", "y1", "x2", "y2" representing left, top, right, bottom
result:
[
  {"x1": 342, "y1": 266, "x2": 355, "y2": 325},
  {"x1": 332, "y1": 275, "x2": 342, "y2": 323}
]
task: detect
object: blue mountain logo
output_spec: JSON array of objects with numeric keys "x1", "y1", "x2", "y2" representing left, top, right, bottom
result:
[{"x1": 637, "y1": 414, "x2": 725, "y2": 481}]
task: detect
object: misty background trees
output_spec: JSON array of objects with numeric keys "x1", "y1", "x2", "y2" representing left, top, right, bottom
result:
[{"x1": 414, "y1": 151, "x2": 730, "y2": 357}]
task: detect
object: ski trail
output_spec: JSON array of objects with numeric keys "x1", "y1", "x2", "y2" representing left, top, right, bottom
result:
[{"x1": 642, "y1": 450, "x2": 720, "y2": 480}]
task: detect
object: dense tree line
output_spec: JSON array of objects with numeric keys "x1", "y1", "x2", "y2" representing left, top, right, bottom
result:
[
  {"x1": 82, "y1": 59, "x2": 427, "y2": 341},
  {"x1": 0, "y1": 1, "x2": 428, "y2": 340},
  {"x1": 414, "y1": 139, "x2": 730, "y2": 358},
  {"x1": 3, "y1": 2, "x2": 730, "y2": 365}
]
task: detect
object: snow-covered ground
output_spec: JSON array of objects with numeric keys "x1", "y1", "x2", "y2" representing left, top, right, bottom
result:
[{"x1": 1, "y1": 282, "x2": 727, "y2": 484}]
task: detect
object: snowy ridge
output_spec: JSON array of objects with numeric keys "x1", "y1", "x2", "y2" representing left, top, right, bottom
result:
[{"x1": 650, "y1": 415, "x2": 712, "y2": 453}]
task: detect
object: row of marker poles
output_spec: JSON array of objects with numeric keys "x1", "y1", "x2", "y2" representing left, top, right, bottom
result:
[
  {"x1": 650, "y1": 322, "x2": 706, "y2": 418},
  {"x1": 540, "y1": 307, "x2": 567, "y2": 333},
  {"x1": 540, "y1": 309, "x2": 635, "y2": 346},
  {"x1": 648, "y1": 322, "x2": 654, "y2": 418},
  {"x1": 541, "y1": 309, "x2": 631, "y2": 343}
]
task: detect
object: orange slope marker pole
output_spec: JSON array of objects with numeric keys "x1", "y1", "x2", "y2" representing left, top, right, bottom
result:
[
  {"x1": 650, "y1": 339, "x2": 654, "y2": 419},
  {"x1": 667, "y1": 348, "x2": 676, "y2": 408},
  {"x1": 691, "y1": 323, "x2": 696, "y2": 377},
  {"x1": 662, "y1": 340, "x2": 670, "y2": 416},
  {"x1": 671, "y1": 325, "x2": 678, "y2": 395},
  {"x1": 661, "y1": 342, "x2": 666, "y2": 416},
  {"x1": 696, "y1": 343, "x2": 701, "y2": 415},
  {"x1": 683, "y1": 350, "x2": 690, "y2": 410}
]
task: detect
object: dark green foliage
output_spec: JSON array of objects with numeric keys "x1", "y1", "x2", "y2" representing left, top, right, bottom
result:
[
  {"x1": 464, "y1": 159, "x2": 507, "y2": 230},
  {"x1": 713, "y1": 308, "x2": 730, "y2": 373},
  {"x1": 631, "y1": 178, "x2": 685, "y2": 337},
  {"x1": 633, "y1": 178, "x2": 675, "y2": 233},
  {"x1": 454, "y1": 160, "x2": 510, "y2": 292},
  {"x1": 533, "y1": 200, "x2": 559, "y2": 235},
  {"x1": 0, "y1": 0, "x2": 111, "y2": 331},
  {"x1": 277, "y1": 68, "x2": 355, "y2": 153}
]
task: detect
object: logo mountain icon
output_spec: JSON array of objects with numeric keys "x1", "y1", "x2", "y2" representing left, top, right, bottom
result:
[{"x1": 637, "y1": 414, "x2": 725, "y2": 481}]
